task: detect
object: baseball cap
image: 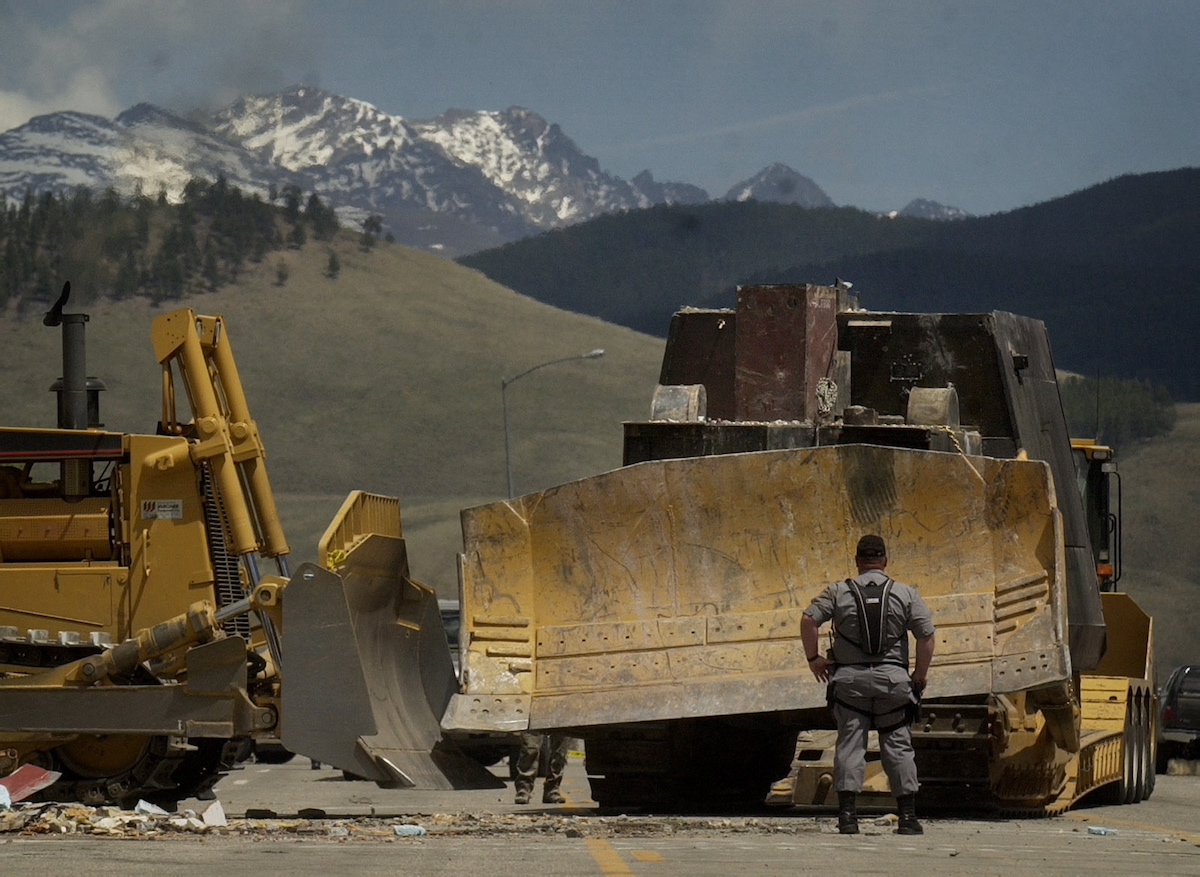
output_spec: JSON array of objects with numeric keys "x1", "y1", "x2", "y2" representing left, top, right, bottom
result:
[{"x1": 855, "y1": 534, "x2": 887, "y2": 559}]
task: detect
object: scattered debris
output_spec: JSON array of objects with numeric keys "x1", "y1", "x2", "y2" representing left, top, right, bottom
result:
[
  {"x1": 200, "y1": 800, "x2": 228, "y2": 828},
  {"x1": 1166, "y1": 759, "x2": 1200, "y2": 777},
  {"x1": 0, "y1": 805, "x2": 840, "y2": 842},
  {"x1": 0, "y1": 764, "x2": 60, "y2": 804},
  {"x1": 0, "y1": 802, "x2": 245, "y2": 837},
  {"x1": 1087, "y1": 826, "x2": 1118, "y2": 836}
]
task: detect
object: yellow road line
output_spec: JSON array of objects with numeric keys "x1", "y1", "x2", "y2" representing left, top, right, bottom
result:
[
  {"x1": 1064, "y1": 811, "x2": 1200, "y2": 844},
  {"x1": 632, "y1": 851, "x2": 664, "y2": 862},
  {"x1": 585, "y1": 837, "x2": 635, "y2": 876}
]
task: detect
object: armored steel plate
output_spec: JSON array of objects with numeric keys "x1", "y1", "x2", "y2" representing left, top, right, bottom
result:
[{"x1": 454, "y1": 444, "x2": 1067, "y2": 733}]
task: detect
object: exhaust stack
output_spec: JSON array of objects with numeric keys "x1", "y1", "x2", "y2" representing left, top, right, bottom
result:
[{"x1": 43, "y1": 282, "x2": 105, "y2": 498}]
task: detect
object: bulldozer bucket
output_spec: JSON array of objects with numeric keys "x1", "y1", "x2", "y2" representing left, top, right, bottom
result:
[{"x1": 280, "y1": 494, "x2": 502, "y2": 790}]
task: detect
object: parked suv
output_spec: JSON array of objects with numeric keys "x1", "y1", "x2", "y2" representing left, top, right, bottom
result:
[{"x1": 1158, "y1": 664, "x2": 1200, "y2": 771}]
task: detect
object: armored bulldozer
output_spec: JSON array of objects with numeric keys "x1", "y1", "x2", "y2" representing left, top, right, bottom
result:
[{"x1": 441, "y1": 283, "x2": 1155, "y2": 814}]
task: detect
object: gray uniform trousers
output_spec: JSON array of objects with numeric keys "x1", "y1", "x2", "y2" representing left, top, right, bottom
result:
[{"x1": 830, "y1": 664, "x2": 919, "y2": 796}]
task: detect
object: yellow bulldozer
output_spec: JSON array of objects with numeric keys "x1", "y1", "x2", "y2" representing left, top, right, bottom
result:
[
  {"x1": 441, "y1": 283, "x2": 1156, "y2": 815},
  {"x1": 0, "y1": 284, "x2": 500, "y2": 806}
]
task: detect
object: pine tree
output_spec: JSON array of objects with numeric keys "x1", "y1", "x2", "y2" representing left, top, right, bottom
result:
[
  {"x1": 289, "y1": 223, "x2": 307, "y2": 249},
  {"x1": 281, "y1": 185, "x2": 302, "y2": 224},
  {"x1": 306, "y1": 193, "x2": 339, "y2": 241},
  {"x1": 360, "y1": 214, "x2": 382, "y2": 252}
]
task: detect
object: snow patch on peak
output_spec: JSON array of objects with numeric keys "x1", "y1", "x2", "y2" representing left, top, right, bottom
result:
[
  {"x1": 724, "y1": 163, "x2": 834, "y2": 208},
  {"x1": 897, "y1": 198, "x2": 971, "y2": 221},
  {"x1": 411, "y1": 106, "x2": 636, "y2": 225},
  {"x1": 203, "y1": 87, "x2": 420, "y2": 171}
]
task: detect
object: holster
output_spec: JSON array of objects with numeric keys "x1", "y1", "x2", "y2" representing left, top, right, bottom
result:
[{"x1": 905, "y1": 679, "x2": 925, "y2": 725}]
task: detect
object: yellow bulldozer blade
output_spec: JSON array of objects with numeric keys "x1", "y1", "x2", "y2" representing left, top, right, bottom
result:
[
  {"x1": 451, "y1": 444, "x2": 1069, "y2": 734},
  {"x1": 280, "y1": 493, "x2": 502, "y2": 790}
]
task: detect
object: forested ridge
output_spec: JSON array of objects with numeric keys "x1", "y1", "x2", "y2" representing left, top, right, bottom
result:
[
  {"x1": 461, "y1": 168, "x2": 1200, "y2": 402},
  {"x1": 0, "y1": 179, "x2": 341, "y2": 311}
]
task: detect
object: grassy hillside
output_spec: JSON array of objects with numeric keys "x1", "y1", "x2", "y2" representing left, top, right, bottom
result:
[
  {"x1": 1119, "y1": 403, "x2": 1200, "y2": 675},
  {"x1": 0, "y1": 234, "x2": 665, "y2": 593}
]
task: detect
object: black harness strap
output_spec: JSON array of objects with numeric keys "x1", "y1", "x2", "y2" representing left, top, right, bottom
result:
[
  {"x1": 826, "y1": 577, "x2": 920, "y2": 730},
  {"x1": 835, "y1": 577, "x2": 904, "y2": 662}
]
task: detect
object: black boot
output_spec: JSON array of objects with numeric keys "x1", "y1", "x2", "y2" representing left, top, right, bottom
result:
[
  {"x1": 896, "y1": 794, "x2": 923, "y2": 835},
  {"x1": 837, "y1": 791, "x2": 859, "y2": 835}
]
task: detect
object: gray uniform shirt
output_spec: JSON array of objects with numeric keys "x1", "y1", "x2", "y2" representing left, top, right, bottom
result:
[{"x1": 804, "y1": 570, "x2": 936, "y2": 671}]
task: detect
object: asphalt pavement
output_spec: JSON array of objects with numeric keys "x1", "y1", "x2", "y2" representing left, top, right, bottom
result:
[{"x1": 2, "y1": 755, "x2": 1199, "y2": 876}]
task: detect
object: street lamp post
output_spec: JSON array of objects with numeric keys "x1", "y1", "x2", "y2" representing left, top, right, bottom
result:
[{"x1": 502, "y1": 349, "x2": 605, "y2": 498}]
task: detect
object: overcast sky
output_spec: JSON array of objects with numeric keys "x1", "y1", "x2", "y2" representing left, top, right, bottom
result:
[{"x1": 1, "y1": 0, "x2": 1196, "y2": 215}]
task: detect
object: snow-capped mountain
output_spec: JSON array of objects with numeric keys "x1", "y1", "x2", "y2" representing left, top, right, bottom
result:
[
  {"x1": 0, "y1": 85, "x2": 719, "y2": 253},
  {"x1": 723, "y1": 163, "x2": 835, "y2": 208},
  {"x1": 201, "y1": 88, "x2": 533, "y2": 241},
  {"x1": 630, "y1": 170, "x2": 708, "y2": 207},
  {"x1": 411, "y1": 106, "x2": 637, "y2": 226},
  {"x1": 0, "y1": 104, "x2": 299, "y2": 205},
  {"x1": 895, "y1": 198, "x2": 971, "y2": 221},
  {"x1": 203, "y1": 87, "x2": 714, "y2": 245},
  {"x1": 0, "y1": 85, "x2": 966, "y2": 256}
]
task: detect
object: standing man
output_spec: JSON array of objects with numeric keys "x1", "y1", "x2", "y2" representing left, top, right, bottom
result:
[
  {"x1": 802, "y1": 534, "x2": 936, "y2": 835},
  {"x1": 514, "y1": 732, "x2": 570, "y2": 804}
]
